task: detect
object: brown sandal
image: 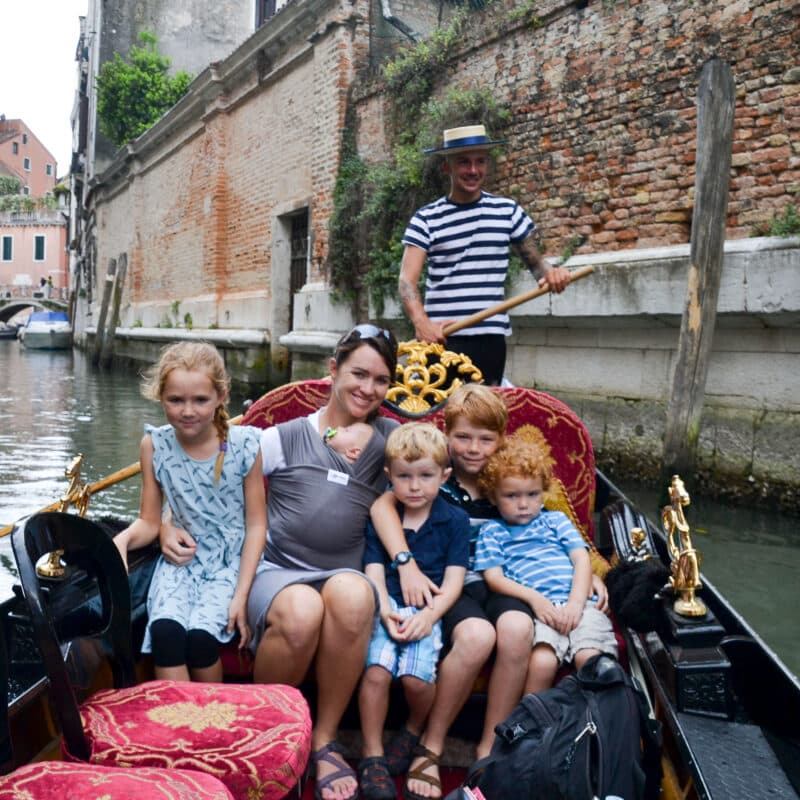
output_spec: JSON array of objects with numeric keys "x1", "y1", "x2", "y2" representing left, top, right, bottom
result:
[{"x1": 403, "y1": 744, "x2": 442, "y2": 800}]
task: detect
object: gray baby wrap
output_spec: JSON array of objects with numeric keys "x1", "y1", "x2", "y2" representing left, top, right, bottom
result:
[{"x1": 263, "y1": 415, "x2": 397, "y2": 570}]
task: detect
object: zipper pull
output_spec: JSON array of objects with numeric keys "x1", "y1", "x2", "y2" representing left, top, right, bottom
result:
[{"x1": 574, "y1": 720, "x2": 597, "y2": 744}]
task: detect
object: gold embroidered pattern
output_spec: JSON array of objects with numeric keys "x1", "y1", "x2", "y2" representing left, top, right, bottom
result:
[{"x1": 147, "y1": 700, "x2": 238, "y2": 732}]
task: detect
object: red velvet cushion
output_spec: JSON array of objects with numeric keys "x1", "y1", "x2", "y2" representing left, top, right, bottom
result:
[
  {"x1": 0, "y1": 761, "x2": 234, "y2": 799},
  {"x1": 65, "y1": 681, "x2": 311, "y2": 800}
]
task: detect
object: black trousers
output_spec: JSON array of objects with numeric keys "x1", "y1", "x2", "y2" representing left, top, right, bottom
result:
[{"x1": 445, "y1": 334, "x2": 506, "y2": 386}]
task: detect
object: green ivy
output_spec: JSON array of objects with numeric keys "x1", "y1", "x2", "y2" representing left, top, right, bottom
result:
[
  {"x1": 751, "y1": 204, "x2": 800, "y2": 237},
  {"x1": 96, "y1": 32, "x2": 193, "y2": 147},
  {"x1": 0, "y1": 176, "x2": 22, "y2": 196}
]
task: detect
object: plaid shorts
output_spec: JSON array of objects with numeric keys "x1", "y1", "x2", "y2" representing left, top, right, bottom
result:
[{"x1": 366, "y1": 598, "x2": 443, "y2": 683}]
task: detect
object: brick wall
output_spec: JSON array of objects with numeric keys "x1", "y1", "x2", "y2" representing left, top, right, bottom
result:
[
  {"x1": 90, "y1": 0, "x2": 372, "y2": 337},
  {"x1": 355, "y1": 0, "x2": 799, "y2": 256}
]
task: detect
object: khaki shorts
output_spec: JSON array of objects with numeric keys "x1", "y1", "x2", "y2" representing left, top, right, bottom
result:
[{"x1": 533, "y1": 601, "x2": 617, "y2": 665}]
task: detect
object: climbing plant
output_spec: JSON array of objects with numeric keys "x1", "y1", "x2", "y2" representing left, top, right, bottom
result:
[
  {"x1": 328, "y1": 8, "x2": 510, "y2": 316},
  {"x1": 96, "y1": 32, "x2": 193, "y2": 147}
]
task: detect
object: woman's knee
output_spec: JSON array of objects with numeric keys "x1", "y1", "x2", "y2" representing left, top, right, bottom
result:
[
  {"x1": 321, "y1": 573, "x2": 375, "y2": 629},
  {"x1": 268, "y1": 585, "x2": 325, "y2": 649}
]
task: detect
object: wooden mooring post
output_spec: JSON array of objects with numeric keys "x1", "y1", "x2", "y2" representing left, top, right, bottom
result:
[
  {"x1": 661, "y1": 58, "x2": 736, "y2": 484},
  {"x1": 91, "y1": 258, "x2": 116, "y2": 367},
  {"x1": 99, "y1": 253, "x2": 127, "y2": 368}
]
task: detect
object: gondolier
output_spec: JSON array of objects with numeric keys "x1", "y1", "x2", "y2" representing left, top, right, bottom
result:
[{"x1": 399, "y1": 124, "x2": 571, "y2": 385}]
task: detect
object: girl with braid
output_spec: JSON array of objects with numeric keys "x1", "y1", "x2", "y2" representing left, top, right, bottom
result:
[{"x1": 114, "y1": 342, "x2": 266, "y2": 682}]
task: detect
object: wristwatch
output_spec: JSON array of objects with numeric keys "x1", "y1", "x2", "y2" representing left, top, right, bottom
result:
[{"x1": 391, "y1": 551, "x2": 414, "y2": 569}]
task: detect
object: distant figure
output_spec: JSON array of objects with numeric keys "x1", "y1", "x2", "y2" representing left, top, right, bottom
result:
[{"x1": 46, "y1": 276, "x2": 53, "y2": 298}]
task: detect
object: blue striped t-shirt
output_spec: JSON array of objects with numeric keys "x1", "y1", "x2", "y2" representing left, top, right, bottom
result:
[
  {"x1": 402, "y1": 191, "x2": 535, "y2": 337},
  {"x1": 474, "y1": 510, "x2": 588, "y2": 604}
]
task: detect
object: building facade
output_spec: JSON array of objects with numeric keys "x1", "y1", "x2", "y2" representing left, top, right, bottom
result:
[{"x1": 0, "y1": 119, "x2": 58, "y2": 198}]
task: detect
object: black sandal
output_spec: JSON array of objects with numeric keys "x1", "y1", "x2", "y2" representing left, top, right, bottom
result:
[
  {"x1": 385, "y1": 727, "x2": 421, "y2": 775},
  {"x1": 359, "y1": 755, "x2": 398, "y2": 800}
]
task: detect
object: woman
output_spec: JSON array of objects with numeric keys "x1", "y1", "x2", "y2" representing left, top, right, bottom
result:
[{"x1": 162, "y1": 324, "x2": 431, "y2": 800}]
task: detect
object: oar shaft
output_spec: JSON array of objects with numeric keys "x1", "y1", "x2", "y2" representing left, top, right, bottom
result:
[{"x1": 442, "y1": 265, "x2": 594, "y2": 337}]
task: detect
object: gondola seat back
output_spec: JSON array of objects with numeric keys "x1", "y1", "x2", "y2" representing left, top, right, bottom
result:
[{"x1": 11, "y1": 512, "x2": 311, "y2": 800}]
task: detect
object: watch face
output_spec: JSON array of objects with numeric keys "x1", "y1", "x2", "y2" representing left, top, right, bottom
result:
[{"x1": 394, "y1": 552, "x2": 412, "y2": 565}]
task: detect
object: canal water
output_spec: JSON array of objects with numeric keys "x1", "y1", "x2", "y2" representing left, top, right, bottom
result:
[{"x1": 0, "y1": 337, "x2": 798, "y2": 677}]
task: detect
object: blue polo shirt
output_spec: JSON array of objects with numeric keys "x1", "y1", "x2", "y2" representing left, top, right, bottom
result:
[{"x1": 364, "y1": 495, "x2": 470, "y2": 604}]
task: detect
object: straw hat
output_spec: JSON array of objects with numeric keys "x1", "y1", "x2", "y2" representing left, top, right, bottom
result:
[{"x1": 424, "y1": 124, "x2": 507, "y2": 154}]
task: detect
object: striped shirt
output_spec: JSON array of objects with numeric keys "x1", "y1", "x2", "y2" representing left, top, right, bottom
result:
[
  {"x1": 402, "y1": 191, "x2": 535, "y2": 336},
  {"x1": 474, "y1": 510, "x2": 588, "y2": 604}
]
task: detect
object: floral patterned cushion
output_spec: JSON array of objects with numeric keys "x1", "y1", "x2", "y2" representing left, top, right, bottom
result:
[
  {"x1": 64, "y1": 681, "x2": 311, "y2": 800},
  {"x1": 0, "y1": 761, "x2": 234, "y2": 799}
]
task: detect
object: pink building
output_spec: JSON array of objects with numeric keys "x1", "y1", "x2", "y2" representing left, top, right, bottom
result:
[
  {"x1": 0, "y1": 210, "x2": 68, "y2": 296},
  {"x1": 0, "y1": 118, "x2": 58, "y2": 198}
]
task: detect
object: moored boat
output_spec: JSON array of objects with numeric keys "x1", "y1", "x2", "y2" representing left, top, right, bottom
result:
[
  {"x1": 18, "y1": 311, "x2": 72, "y2": 350},
  {"x1": 1, "y1": 347, "x2": 798, "y2": 798},
  {"x1": 0, "y1": 323, "x2": 18, "y2": 341}
]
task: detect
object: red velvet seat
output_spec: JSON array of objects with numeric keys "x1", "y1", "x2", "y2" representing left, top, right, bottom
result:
[
  {"x1": 0, "y1": 761, "x2": 235, "y2": 799},
  {"x1": 11, "y1": 512, "x2": 312, "y2": 800}
]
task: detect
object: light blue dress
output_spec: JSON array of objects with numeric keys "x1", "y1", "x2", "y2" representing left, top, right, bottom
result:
[{"x1": 141, "y1": 422, "x2": 262, "y2": 652}]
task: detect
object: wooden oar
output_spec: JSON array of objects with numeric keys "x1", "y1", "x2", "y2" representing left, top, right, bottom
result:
[
  {"x1": 442, "y1": 264, "x2": 594, "y2": 336},
  {"x1": 0, "y1": 412, "x2": 246, "y2": 538}
]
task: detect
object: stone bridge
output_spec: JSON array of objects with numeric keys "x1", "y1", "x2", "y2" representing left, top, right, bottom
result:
[{"x1": 0, "y1": 288, "x2": 68, "y2": 323}]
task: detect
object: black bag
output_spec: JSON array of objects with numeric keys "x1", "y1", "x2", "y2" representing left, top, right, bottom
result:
[{"x1": 455, "y1": 654, "x2": 662, "y2": 800}]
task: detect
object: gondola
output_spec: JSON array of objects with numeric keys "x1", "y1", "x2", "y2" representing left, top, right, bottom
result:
[{"x1": 1, "y1": 342, "x2": 798, "y2": 799}]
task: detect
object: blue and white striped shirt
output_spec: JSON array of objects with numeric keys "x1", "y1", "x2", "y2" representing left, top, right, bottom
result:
[
  {"x1": 474, "y1": 510, "x2": 588, "y2": 604},
  {"x1": 402, "y1": 192, "x2": 535, "y2": 336}
]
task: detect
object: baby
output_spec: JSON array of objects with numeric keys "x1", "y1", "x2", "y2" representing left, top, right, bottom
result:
[{"x1": 324, "y1": 421, "x2": 374, "y2": 463}]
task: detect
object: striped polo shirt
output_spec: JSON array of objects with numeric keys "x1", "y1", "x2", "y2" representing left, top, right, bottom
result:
[
  {"x1": 402, "y1": 191, "x2": 535, "y2": 336},
  {"x1": 473, "y1": 510, "x2": 588, "y2": 604}
]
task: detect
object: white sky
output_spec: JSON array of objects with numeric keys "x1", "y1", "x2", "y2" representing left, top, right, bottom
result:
[{"x1": 1, "y1": 1, "x2": 88, "y2": 176}]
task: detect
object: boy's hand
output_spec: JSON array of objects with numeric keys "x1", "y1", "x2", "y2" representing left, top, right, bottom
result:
[
  {"x1": 227, "y1": 592, "x2": 250, "y2": 649},
  {"x1": 395, "y1": 608, "x2": 434, "y2": 642},
  {"x1": 558, "y1": 599, "x2": 583, "y2": 635},
  {"x1": 382, "y1": 611, "x2": 406, "y2": 641},
  {"x1": 529, "y1": 591, "x2": 560, "y2": 628},
  {"x1": 397, "y1": 560, "x2": 441, "y2": 609},
  {"x1": 591, "y1": 573, "x2": 609, "y2": 614}
]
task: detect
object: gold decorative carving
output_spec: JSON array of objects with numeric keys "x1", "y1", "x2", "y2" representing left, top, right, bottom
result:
[
  {"x1": 629, "y1": 527, "x2": 651, "y2": 561},
  {"x1": 385, "y1": 341, "x2": 483, "y2": 414},
  {"x1": 147, "y1": 700, "x2": 239, "y2": 732},
  {"x1": 661, "y1": 475, "x2": 707, "y2": 617},
  {"x1": 37, "y1": 454, "x2": 90, "y2": 578}
]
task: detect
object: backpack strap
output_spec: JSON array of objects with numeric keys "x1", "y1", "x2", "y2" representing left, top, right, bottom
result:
[{"x1": 632, "y1": 676, "x2": 663, "y2": 800}]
